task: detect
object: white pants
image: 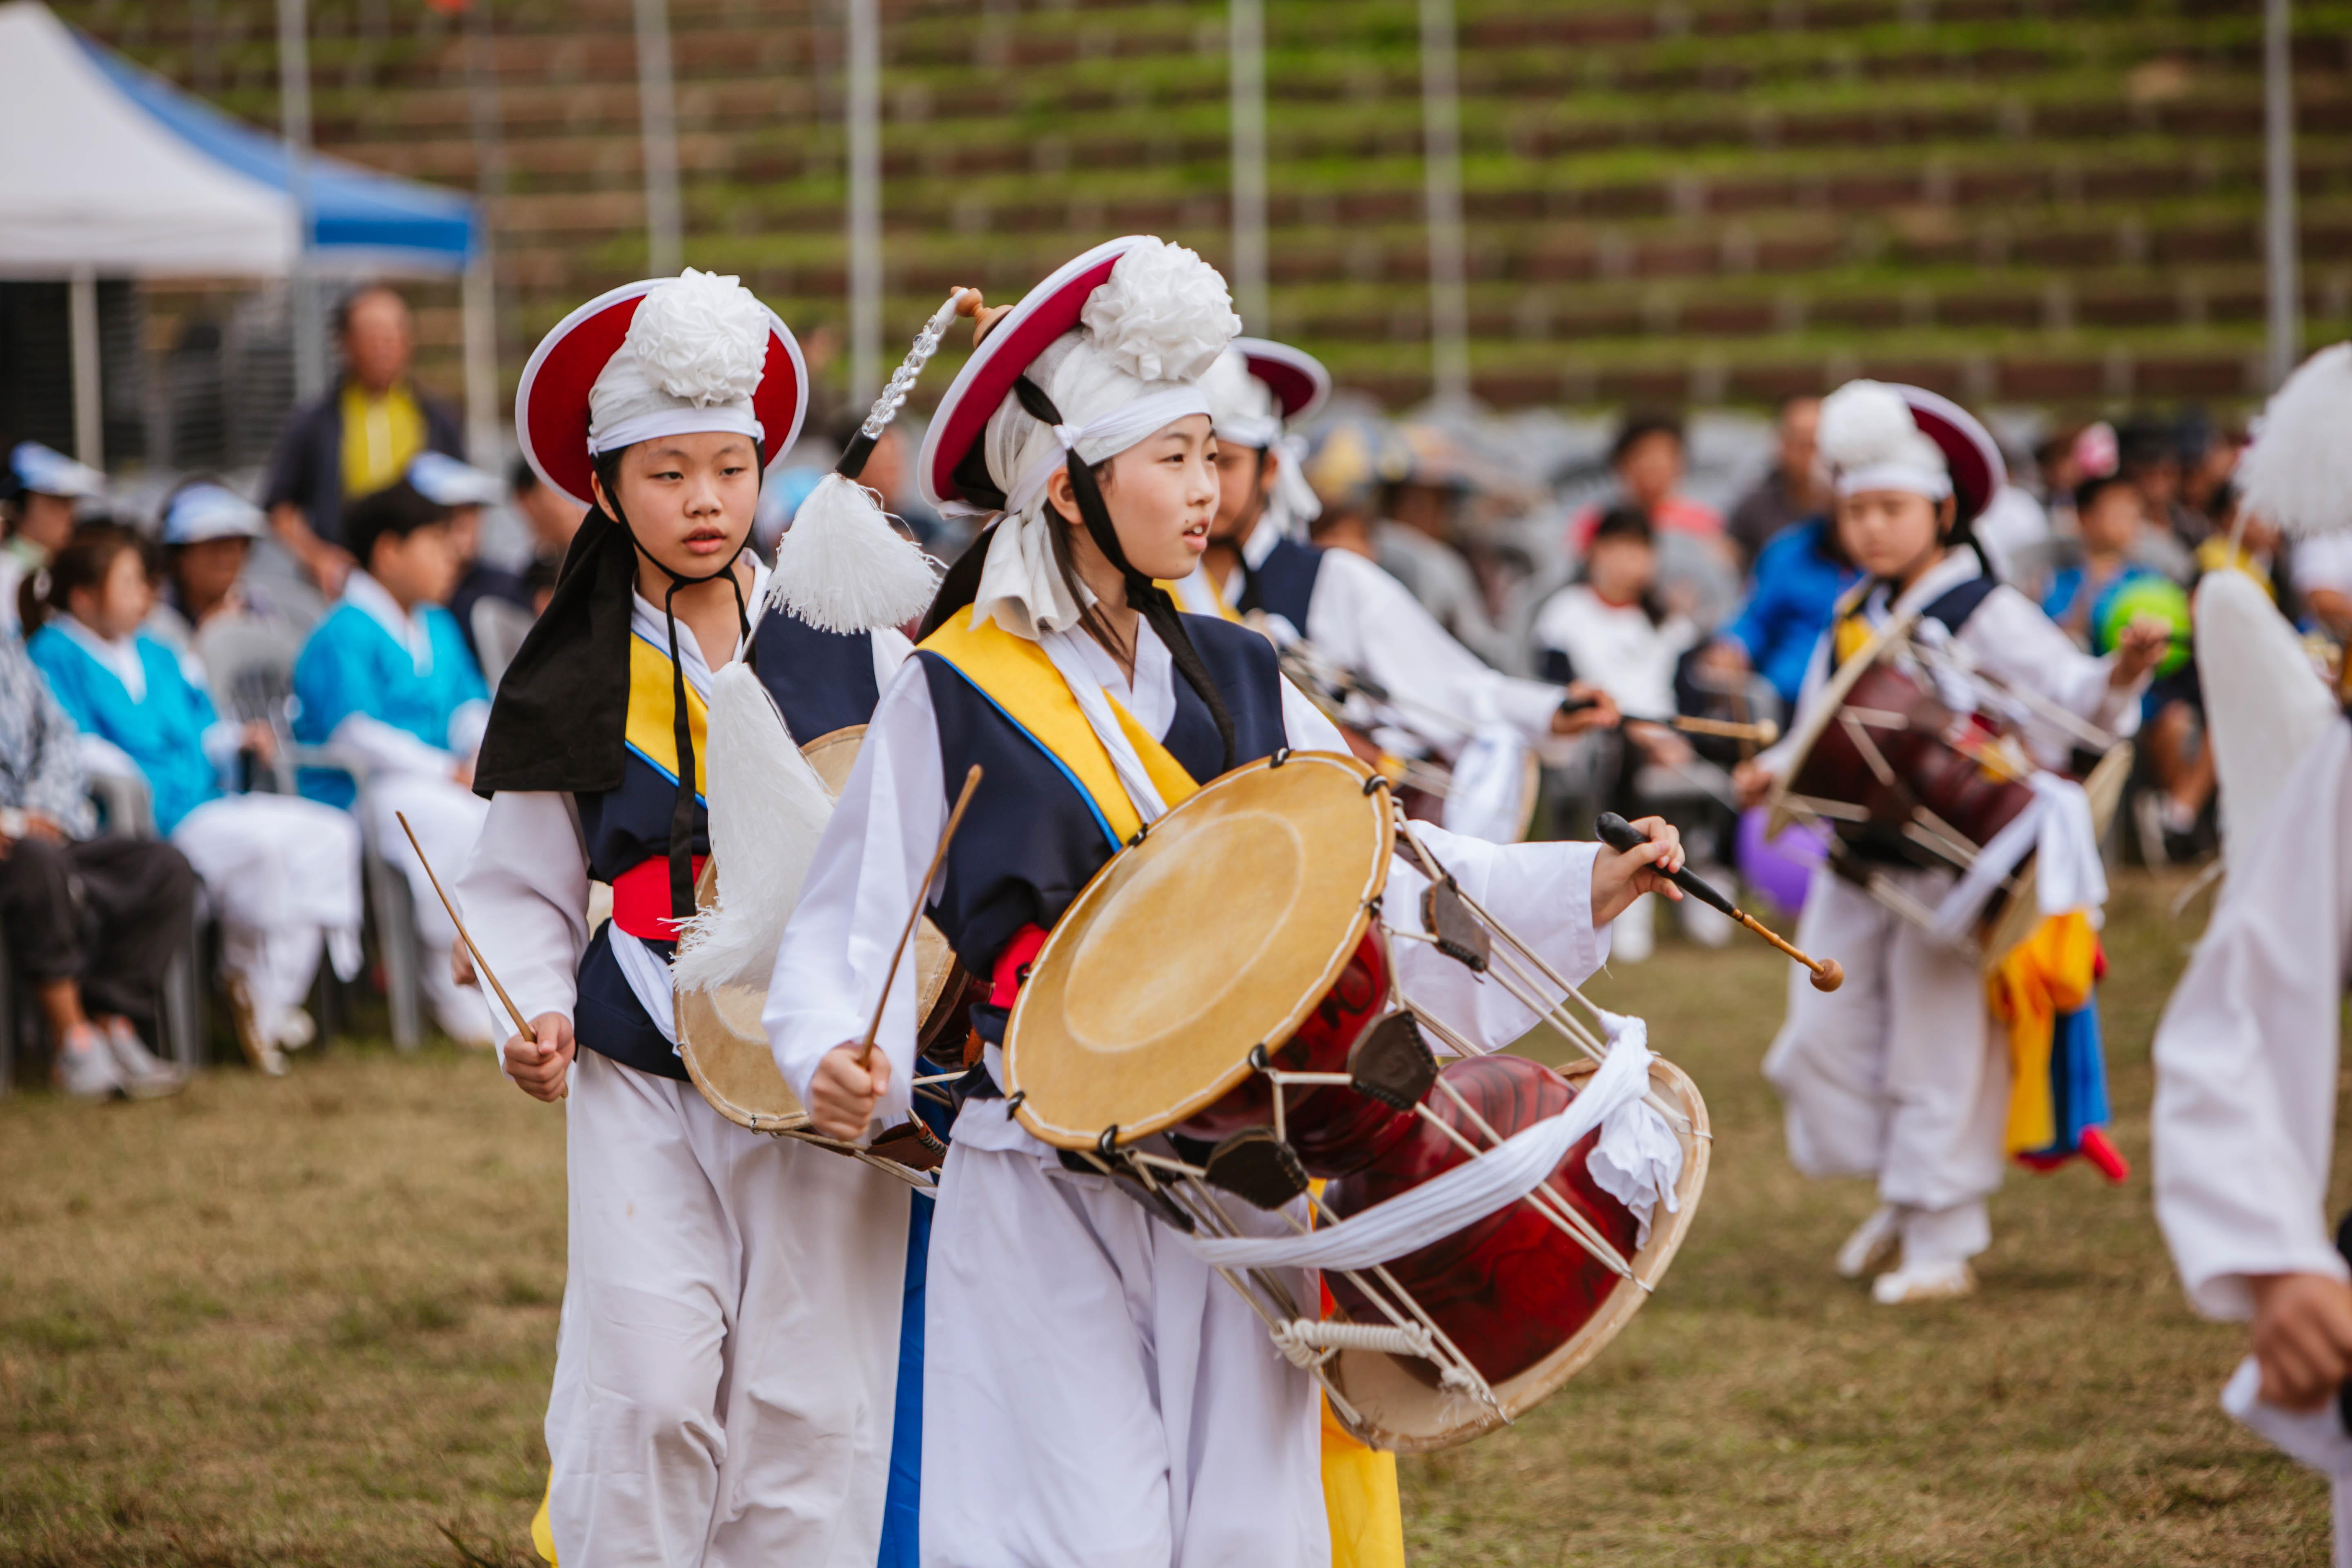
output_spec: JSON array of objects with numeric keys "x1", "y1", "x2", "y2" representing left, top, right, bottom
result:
[
  {"x1": 549, "y1": 1048, "x2": 912, "y2": 1568},
  {"x1": 365, "y1": 773, "x2": 491, "y2": 1043},
  {"x1": 921, "y1": 1131, "x2": 1328, "y2": 1568},
  {"x1": 1762, "y1": 866, "x2": 2007, "y2": 1262},
  {"x1": 171, "y1": 793, "x2": 363, "y2": 1022}
]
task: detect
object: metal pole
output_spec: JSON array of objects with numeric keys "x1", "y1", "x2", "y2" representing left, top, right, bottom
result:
[
  {"x1": 1228, "y1": 0, "x2": 1269, "y2": 330},
  {"x1": 2263, "y1": 0, "x2": 2300, "y2": 389},
  {"x1": 634, "y1": 0, "x2": 684, "y2": 276},
  {"x1": 846, "y1": 0, "x2": 882, "y2": 403},
  {"x1": 1418, "y1": 0, "x2": 1470, "y2": 408},
  {"x1": 68, "y1": 269, "x2": 102, "y2": 470},
  {"x1": 277, "y1": 0, "x2": 325, "y2": 402},
  {"x1": 463, "y1": 0, "x2": 508, "y2": 463}
]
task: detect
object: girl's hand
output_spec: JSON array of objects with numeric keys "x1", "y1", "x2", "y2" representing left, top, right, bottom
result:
[
  {"x1": 1550, "y1": 684, "x2": 1620, "y2": 737},
  {"x1": 1590, "y1": 815, "x2": 1684, "y2": 927},
  {"x1": 2111, "y1": 615, "x2": 2173, "y2": 687},
  {"x1": 503, "y1": 1012, "x2": 575, "y2": 1102},
  {"x1": 2249, "y1": 1272, "x2": 2352, "y2": 1410},
  {"x1": 1731, "y1": 758, "x2": 1779, "y2": 810},
  {"x1": 809, "y1": 1042, "x2": 892, "y2": 1141}
]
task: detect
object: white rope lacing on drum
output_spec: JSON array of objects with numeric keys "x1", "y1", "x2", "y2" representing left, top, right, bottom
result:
[
  {"x1": 1269, "y1": 1318, "x2": 1482, "y2": 1394},
  {"x1": 1175, "y1": 1016, "x2": 1675, "y2": 1273}
]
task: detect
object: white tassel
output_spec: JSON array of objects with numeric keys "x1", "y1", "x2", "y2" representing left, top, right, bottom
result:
[
  {"x1": 768, "y1": 472, "x2": 943, "y2": 634},
  {"x1": 2239, "y1": 341, "x2": 2352, "y2": 536},
  {"x1": 670, "y1": 664, "x2": 837, "y2": 992}
]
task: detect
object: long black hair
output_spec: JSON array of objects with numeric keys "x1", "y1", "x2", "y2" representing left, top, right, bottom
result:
[{"x1": 918, "y1": 376, "x2": 1235, "y2": 773}]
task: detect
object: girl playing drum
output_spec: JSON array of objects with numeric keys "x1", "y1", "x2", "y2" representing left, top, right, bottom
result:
[
  {"x1": 1733, "y1": 379, "x2": 2169, "y2": 1304},
  {"x1": 766, "y1": 236, "x2": 1686, "y2": 1568}
]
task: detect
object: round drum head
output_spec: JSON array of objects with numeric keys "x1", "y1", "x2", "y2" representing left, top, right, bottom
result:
[
  {"x1": 1765, "y1": 607, "x2": 1918, "y2": 839},
  {"x1": 1006, "y1": 752, "x2": 1392, "y2": 1151},
  {"x1": 1323, "y1": 1056, "x2": 1711, "y2": 1454}
]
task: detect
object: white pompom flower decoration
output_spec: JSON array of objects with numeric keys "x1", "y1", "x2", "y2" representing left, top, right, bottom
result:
[
  {"x1": 2239, "y1": 341, "x2": 2352, "y2": 537},
  {"x1": 1082, "y1": 239, "x2": 1243, "y2": 385},
  {"x1": 627, "y1": 267, "x2": 771, "y2": 408},
  {"x1": 1816, "y1": 379, "x2": 1927, "y2": 473}
]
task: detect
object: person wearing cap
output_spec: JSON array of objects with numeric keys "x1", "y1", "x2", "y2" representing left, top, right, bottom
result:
[
  {"x1": 146, "y1": 481, "x2": 276, "y2": 655},
  {"x1": 508, "y1": 453, "x2": 587, "y2": 591},
  {"x1": 290, "y1": 479, "x2": 493, "y2": 1046},
  {"x1": 27, "y1": 524, "x2": 362, "y2": 1078},
  {"x1": 1731, "y1": 381, "x2": 2169, "y2": 1305},
  {"x1": 452, "y1": 269, "x2": 934, "y2": 1568},
  {"x1": 1, "y1": 441, "x2": 107, "y2": 638},
  {"x1": 766, "y1": 236, "x2": 1687, "y2": 1568},
  {"x1": 1175, "y1": 339, "x2": 1621, "y2": 846},
  {"x1": 261, "y1": 285, "x2": 466, "y2": 596},
  {"x1": 407, "y1": 451, "x2": 532, "y2": 670}
]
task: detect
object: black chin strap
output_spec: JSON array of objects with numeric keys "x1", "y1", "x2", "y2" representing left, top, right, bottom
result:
[
  {"x1": 1014, "y1": 376, "x2": 1237, "y2": 773},
  {"x1": 615, "y1": 503, "x2": 753, "y2": 928}
]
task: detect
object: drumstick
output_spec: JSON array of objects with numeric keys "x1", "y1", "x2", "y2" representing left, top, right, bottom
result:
[
  {"x1": 1595, "y1": 811, "x2": 1844, "y2": 992},
  {"x1": 1557, "y1": 695, "x2": 1779, "y2": 746},
  {"x1": 857, "y1": 765, "x2": 983, "y2": 1070},
  {"x1": 393, "y1": 810, "x2": 535, "y2": 1038}
]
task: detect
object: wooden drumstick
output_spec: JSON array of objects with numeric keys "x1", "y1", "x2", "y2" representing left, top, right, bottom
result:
[
  {"x1": 857, "y1": 765, "x2": 984, "y2": 1069},
  {"x1": 1595, "y1": 812, "x2": 1844, "y2": 992},
  {"x1": 1555, "y1": 695, "x2": 1779, "y2": 747},
  {"x1": 393, "y1": 810, "x2": 537, "y2": 1038}
]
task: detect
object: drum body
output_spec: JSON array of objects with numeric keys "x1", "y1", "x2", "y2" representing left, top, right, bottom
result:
[{"x1": 1788, "y1": 661, "x2": 2036, "y2": 866}]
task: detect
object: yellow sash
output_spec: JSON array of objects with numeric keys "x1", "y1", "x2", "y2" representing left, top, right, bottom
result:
[
  {"x1": 920, "y1": 613, "x2": 1200, "y2": 845},
  {"x1": 624, "y1": 632, "x2": 709, "y2": 798},
  {"x1": 1157, "y1": 571, "x2": 1245, "y2": 624}
]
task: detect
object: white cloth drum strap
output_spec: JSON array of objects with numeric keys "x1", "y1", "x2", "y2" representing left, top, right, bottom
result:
[
  {"x1": 1178, "y1": 1015, "x2": 1680, "y2": 1272},
  {"x1": 1925, "y1": 771, "x2": 2107, "y2": 946},
  {"x1": 614, "y1": 926, "x2": 680, "y2": 1046}
]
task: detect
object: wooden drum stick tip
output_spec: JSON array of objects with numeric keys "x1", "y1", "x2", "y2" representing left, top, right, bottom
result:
[{"x1": 1810, "y1": 958, "x2": 1845, "y2": 993}]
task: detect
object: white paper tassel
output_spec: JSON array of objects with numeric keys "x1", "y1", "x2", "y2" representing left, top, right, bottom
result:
[
  {"x1": 670, "y1": 664, "x2": 837, "y2": 992},
  {"x1": 2239, "y1": 341, "x2": 2352, "y2": 536},
  {"x1": 768, "y1": 472, "x2": 943, "y2": 634}
]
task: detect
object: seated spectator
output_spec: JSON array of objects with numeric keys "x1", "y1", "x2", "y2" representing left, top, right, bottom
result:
[
  {"x1": 1702, "y1": 514, "x2": 1858, "y2": 713},
  {"x1": 409, "y1": 452, "x2": 529, "y2": 669},
  {"x1": 27, "y1": 527, "x2": 364, "y2": 1075},
  {"x1": 1375, "y1": 434, "x2": 1517, "y2": 670},
  {"x1": 144, "y1": 481, "x2": 291, "y2": 655},
  {"x1": 1531, "y1": 507, "x2": 1728, "y2": 957},
  {"x1": 263, "y1": 285, "x2": 464, "y2": 596},
  {"x1": 1, "y1": 442, "x2": 106, "y2": 637},
  {"x1": 2044, "y1": 474, "x2": 2164, "y2": 643},
  {"x1": 2193, "y1": 482, "x2": 2282, "y2": 602},
  {"x1": 510, "y1": 454, "x2": 586, "y2": 580},
  {"x1": 0, "y1": 628, "x2": 194, "y2": 1098},
  {"x1": 292, "y1": 481, "x2": 492, "y2": 1045},
  {"x1": 1726, "y1": 395, "x2": 1824, "y2": 569},
  {"x1": 1567, "y1": 410, "x2": 1727, "y2": 555}
]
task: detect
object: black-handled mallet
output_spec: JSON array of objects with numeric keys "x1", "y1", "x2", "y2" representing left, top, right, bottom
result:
[{"x1": 1595, "y1": 811, "x2": 1843, "y2": 991}]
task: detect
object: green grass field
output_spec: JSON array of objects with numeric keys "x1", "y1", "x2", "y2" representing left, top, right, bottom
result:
[{"x1": 0, "y1": 873, "x2": 2334, "y2": 1565}]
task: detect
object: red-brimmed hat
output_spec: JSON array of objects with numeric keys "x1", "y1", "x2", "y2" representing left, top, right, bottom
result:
[
  {"x1": 516, "y1": 278, "x2": 808, "y2": 512},
  {"x1": 917, "y1": 236, "x2": 1141, "y2": 512},
  {"x1": 1233, "y1": 337, "x2": 1331, "y2": 425},
  {"x1": 1891, "y1": 384, "x2": 2005, "y2": 526}
]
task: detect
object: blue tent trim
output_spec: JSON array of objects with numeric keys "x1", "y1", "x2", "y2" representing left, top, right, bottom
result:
[{"x1": 71, "y1": 26, "x2": 476, "y2": 267}]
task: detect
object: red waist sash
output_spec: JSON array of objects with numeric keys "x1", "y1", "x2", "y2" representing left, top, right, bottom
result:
[{"x1": 609, "y1": 855, "x2": 709, "y2": 942}]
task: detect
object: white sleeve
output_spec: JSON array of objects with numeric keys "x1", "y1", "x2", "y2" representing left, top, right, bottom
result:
[
  {"x1": 200, "y1": 719, "x2": 246, "y2": 776},
  {"x1": 1308, "y1": 550, "x2": 1564, "y2": 751},
  {"x1": 454, "y1": 791, "x2": 591, "y2": 1059},
  {"x1": 327, "y1": 712, "x2": 457, "y2": 779},
  {"x1": 2154, "y1": 722, "x2": 2352, "y2": 1319},
  {"x1": 764, "y1": 657, "x2": 946, "y2": 1125},
  {"x1": 1963, "y1": 586, "x2": 2145, "y2": 742},
  {"x1": 1283, "y1": 673, "x2": 1612, "y2": 1052}
]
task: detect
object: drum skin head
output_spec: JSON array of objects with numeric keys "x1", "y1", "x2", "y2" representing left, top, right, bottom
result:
[
  {"x1": 1765, "y1": 608, "x2": 1917, "y2": 840},
  {"x1": 1006, "y1": 751, "x2": 1393, "y2": 1150},
  {"x1": 675, "y1": 724, "x2": 955, "y2": 1132},
  {"x1": 1323, "y1": 1056, "x2": 1711, "y2": 1454}
]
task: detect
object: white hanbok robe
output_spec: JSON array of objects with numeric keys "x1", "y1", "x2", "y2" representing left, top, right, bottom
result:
[{"x1": 767, "y1": 615, "x2": 1614, "y2": 1568}]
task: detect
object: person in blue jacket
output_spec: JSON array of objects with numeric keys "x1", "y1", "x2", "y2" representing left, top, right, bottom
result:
[
  {"x1": 291, "y1": 480, "x2": 492, "y2": 1043},
  {"x1": 1702, "y1": 514, "x2": 1858, "y2": 712},
  {"x1": 28, "y1": 524, "x2": 361, "y2": 1077}
]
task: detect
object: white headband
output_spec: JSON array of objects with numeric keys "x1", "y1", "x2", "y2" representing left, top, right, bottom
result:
[
  {"x1": 588, "y1": 405, "x2": 766, "y2": 457},
  {"x1": 1835, "y1": 463, "x2": 1952, "y2": 502},
  {"x1": 1001, "y1": 385, "x2": 1209, "y2": 518}
]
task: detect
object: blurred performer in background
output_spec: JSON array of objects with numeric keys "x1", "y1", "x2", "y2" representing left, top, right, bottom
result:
[
  {"x1": 1735, "y1": 380, "x2": 2163, "y2": 1305},
  {"x1": 459, "y1": 268, "x2": 933, "y2": 1568}
]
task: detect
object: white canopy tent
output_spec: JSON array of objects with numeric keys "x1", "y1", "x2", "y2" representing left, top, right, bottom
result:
[{"x1": 0, "y1": 0, "x2": 493, "y2": 466}]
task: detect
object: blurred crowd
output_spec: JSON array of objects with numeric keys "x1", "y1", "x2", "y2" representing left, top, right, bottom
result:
[{"x1": 0, "y1": 279, "x2": 2306, "y2": 1096}]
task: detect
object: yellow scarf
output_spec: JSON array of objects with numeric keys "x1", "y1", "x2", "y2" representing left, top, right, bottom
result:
[{"x1": 623, "y1": 632, "x2": 709, "y2": 798}]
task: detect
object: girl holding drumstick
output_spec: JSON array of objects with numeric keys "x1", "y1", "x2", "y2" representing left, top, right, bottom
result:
[
  {"x1": 1732, "y1": 379, "x2": 2169, "y2": 1305},
  {"x1": 766, "y1": 236, "x2": 1686, "y2": 1568}
]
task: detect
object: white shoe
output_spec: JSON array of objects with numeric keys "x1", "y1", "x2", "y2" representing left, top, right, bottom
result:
[
  {"x1": 1871, "y1": 1258, "x2": 1977, "y2": 1304},
  {"x1": 1610, "y1": 893, "x2": 1655, "y2": 963},
  {"x1": 270, "y1": 1008, "x2": 317, "y2": 1052},
  {"x1": 103, "y1": 1018, "x2": 186, "y2": 1099},
  {"x1": 1836, "y1": 1204, "x2": 1902, "y2": 1278},
  {"x1": 223, "y1": 973, "x2": 287, "y2": 1077},
  {"x1": 54, "y1": 1023, "x2": 125, "y2": 1100}
]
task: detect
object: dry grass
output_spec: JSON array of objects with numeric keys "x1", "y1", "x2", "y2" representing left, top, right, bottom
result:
[{"x1": 0, "y1": 872, "x2": 2330, "y2": 1565}]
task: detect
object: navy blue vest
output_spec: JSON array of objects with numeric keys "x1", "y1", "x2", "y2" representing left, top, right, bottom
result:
[
  {"x1": 1235, "y1": 535, "x2": 1325, "y2": 632},
  {"x1": 574, "y1": 608, "x2": 883, "y2": 1081},
  {"x1": 914, "y1": 615, "x2": 1290, "y2": 1014}
]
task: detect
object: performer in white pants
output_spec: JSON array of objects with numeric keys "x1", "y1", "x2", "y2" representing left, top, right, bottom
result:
[
  {"x1": 459, "y1": 268, "x2": 938, "y2": 1568},
  {"x1": 1734, "y1": 380, "x2": 2161, "y2": 1303},
  {"x1": 767, "y1": 236, "x2": 1685, "y2": 1568}
]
